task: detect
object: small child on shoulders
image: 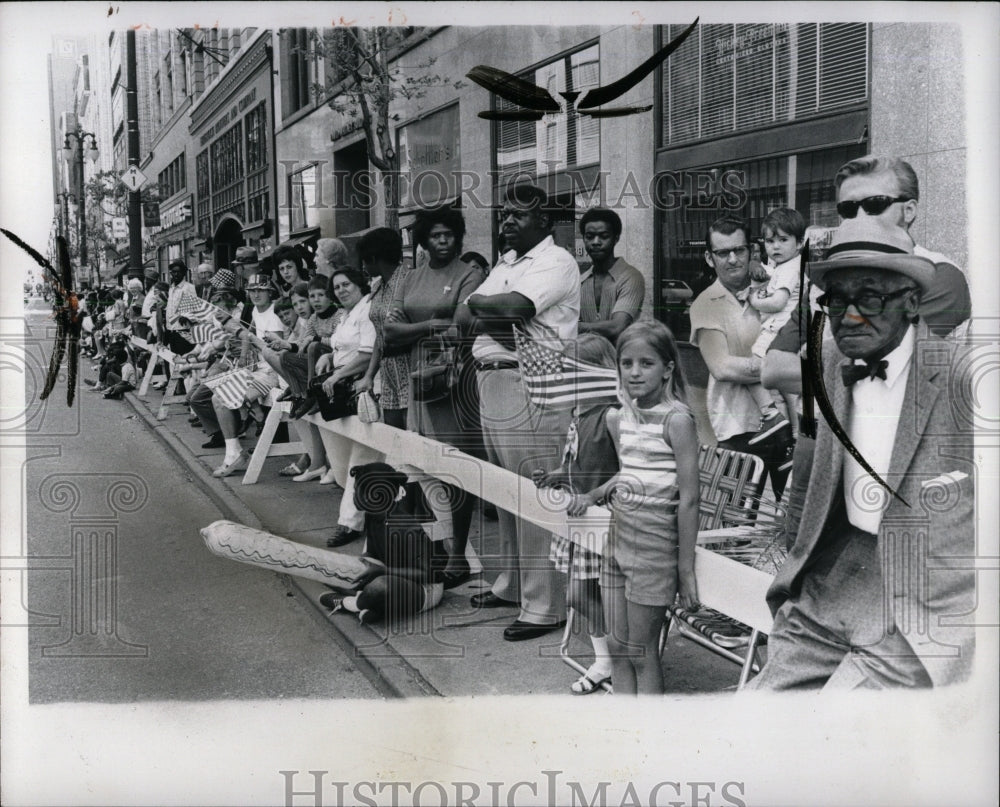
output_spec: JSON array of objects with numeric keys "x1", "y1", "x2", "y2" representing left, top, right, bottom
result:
[{"x1": 746, "y1": 207, "x2": 805, "y2": 444}]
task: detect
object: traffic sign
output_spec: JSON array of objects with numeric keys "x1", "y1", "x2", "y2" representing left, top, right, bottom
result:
[{"x1": 120, "y1": 165, "x2": 147, "y2": 192}]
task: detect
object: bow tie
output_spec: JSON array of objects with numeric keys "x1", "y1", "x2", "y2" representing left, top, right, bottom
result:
[{"x1": 841, "y1": 359, "x2": 888, "y2": 386}]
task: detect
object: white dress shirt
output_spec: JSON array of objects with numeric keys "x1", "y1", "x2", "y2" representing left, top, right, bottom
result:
[
  {"x1": 468, "y1": 235, "x2": 580, "y2": 362},
  {"x1": 843, "y1": 324, "x2": 915, "y2": 533}
]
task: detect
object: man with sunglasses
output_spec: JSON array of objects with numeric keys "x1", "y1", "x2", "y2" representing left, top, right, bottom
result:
[
  {"x1": 746, "y1": 216, "x2": 975, "y2": 690},
  {"x1": 690, "y1": 215, "x2": 793, "y2": 499},
  {"x1": 833, "y1": 155, "x2": 970, "y2": 337}
]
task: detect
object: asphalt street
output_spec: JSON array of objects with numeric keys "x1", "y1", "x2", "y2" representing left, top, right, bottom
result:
[{"x1": 19, "y1": 301, "x2": 381, "y2": 702}]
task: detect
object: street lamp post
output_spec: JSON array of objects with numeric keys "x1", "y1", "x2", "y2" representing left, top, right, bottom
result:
[{"x1": 61, "y1": 128, "x2": 99, "y2": 278}]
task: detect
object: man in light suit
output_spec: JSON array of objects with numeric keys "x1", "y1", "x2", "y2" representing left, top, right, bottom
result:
[{"x1": 747, "y1": 216, "x2": 975, "y2": 689}]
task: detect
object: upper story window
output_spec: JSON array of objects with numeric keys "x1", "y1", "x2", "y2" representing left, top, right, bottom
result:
[
  {"x1": 494, "y1": 42, "x2": 600, "y2": 185},
  {"x1": 660, "y1": 22, "x2": 869, "y2": 146}
]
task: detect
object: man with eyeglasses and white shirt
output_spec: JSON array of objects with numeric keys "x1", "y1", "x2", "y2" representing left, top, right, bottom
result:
[{"x1": 689, "y1": 214, "x2": 793, "y2": 499}]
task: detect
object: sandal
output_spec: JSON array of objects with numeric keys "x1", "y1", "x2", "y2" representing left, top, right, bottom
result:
[
  {"x1": 571, "y1": 669, "x2": 611, "y2": 696},
  {"x1": 279, "y1": 461, "x2": 304, "y2": 477}
]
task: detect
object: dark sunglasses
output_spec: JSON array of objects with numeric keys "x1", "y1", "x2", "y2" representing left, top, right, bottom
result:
[
  {"x1": 817, "y1": 286, "x2": 917, "y2": 318},
  {"x1": 836, "y1": 195, "x2": 911, "y2": 219}
]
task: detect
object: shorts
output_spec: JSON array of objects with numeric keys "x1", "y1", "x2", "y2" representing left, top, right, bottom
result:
[{"x1": 600, "y1": 512, "x2": 678, "y2": 607}]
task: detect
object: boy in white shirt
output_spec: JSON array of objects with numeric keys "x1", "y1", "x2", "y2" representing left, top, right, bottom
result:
[{"x1": 747, "y1": 208, "x2": 805, "y2": 445}]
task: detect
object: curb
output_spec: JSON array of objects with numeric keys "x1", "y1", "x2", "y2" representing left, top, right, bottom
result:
[{"x1": 124, "y1": 389, "x2": 440, "y2": 699}]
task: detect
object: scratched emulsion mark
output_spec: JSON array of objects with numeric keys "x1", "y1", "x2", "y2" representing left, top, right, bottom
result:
[
  {"x1": 1, "y1": 229, "x2": 81, "y2": 407},
  {"x1": 468, "y1": 18, "x2": 699, "y2": 122}
]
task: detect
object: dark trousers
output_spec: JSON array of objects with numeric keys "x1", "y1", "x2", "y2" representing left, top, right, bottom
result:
[{"x1": 719, "y1": 430, "x2": 791, "y2": 500}]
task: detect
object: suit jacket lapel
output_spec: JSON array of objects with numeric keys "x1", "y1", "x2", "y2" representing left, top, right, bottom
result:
[{"x1": 888, "y1": 323, "x2": 939, "y2": 482}]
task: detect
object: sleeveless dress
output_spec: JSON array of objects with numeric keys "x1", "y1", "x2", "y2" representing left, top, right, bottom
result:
[{"x1": 600, "y1": 400, "x2": 689, "y2": 607}]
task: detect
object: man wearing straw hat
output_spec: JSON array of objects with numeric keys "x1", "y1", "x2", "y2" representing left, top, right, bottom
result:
[{"x1": 747, "y1": 216, "x2": 975, "y2": 690}]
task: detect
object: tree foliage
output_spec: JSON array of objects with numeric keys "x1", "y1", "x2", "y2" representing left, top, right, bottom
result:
[{"x1": 308, "y1": 27, "x2": 463, "y2": 230}]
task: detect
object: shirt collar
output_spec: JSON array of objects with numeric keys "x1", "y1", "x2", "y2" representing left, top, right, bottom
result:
[
  {"x1": 852, "y1": 324, "x2": 915, "y2": 389},
  {"x1": 501, "y1": 234, "x2": 555, "y2": 266}
]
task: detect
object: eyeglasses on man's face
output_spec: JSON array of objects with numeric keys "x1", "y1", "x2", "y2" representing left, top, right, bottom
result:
[
  {"x1": 817, "y1": 286, "x2": 917, "y2": 318},
  {"x1": 709, "y1": 245, "x2": 750, "y2": 260},
  {"x1": 836, "y1": 195, "x2": 912, "y2": 219}
]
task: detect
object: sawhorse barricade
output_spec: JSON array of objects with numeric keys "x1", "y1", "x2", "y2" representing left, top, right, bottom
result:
[
  {"x1": 242, "y1": 387, "x2": 304, "y2": 485},
  {"x1": 296, "y1": 414, "x2": 777, "y2": 654},
  {"x1": 130, "y1": 336, "x2": 205, "y2": 421}
]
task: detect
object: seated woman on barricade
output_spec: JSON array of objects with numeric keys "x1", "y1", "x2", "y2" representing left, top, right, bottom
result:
[
  {"x1": 206, "y1": 273, "x2": 287, "y2": 478},
  {"x1": 186, "y1": 276, "x2": 249, "y2": 448},
  {"x1": 308, "y1": 268, "x2": 383, "y2": 549}
]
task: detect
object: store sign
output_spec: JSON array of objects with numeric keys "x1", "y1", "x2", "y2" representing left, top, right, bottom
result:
[
  {"x1": 713, "y1": 23, "x2": 789, "y2": 65},
  {"x1": 199, "y1": 87, "x2": 259, "y2": 146},
  {"x1": 112, "y1": 218, "x2": 128, "y2": 239},
  {"x1": 145, "y1": 196, "x2": 193, "y2": 237},
  {"x1": 398, "y1": 105, "x2": 461, "y2": 208}
]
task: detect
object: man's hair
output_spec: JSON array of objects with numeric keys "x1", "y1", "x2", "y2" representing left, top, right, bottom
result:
[
  {"x1": 762, "y1": 207, "x2": 806, "y2": 241},
  {"x1": 357, "y1": 227, "x2": 403, "y2": 266},
  {"x1": 273, "y1": 297, "x2": 294, "y2": 313},
  {"x1": 834, "y1": 155, "x2": 920, "y2": 201},
  {"x1": 579, "y1": 207, "x2": 623, "y2": 240},
  {"x1": 307, "y1": 274, "x2": 331, "y2": 294},
  {"x1": 290, "y1": 281, "x2": 311, "y2": 299},
  {"x1": 413, "y1": 205, "x2": 466, "y2": 252},
  {"x1": 705, "y1": 215, "x2": 751, "y2": 250},
  {"x1": 168, "y1": 260, "x2": 187, "y2": 273}
]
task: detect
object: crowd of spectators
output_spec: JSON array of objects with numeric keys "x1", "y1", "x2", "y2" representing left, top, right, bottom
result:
[{"x1": 78, "y1": 154, "x2": 975, "y2": 693}]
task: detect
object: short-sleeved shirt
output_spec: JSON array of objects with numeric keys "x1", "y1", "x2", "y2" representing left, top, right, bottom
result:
[
  {"x1": 688, "y1": 278, "x2": 762, "y2": 442},
  {"x1": 469, "y1": 235, "x2": 580, "y2": 362},
  {"x1": 578, "y1": 257, "x2": 644, "y2": 325},
  {"x1": 251, "y1": 304, "x2": 285, "y2": 339},
  {"x1": 330, "y1": 295, "x2": 376, "y2": 371}
]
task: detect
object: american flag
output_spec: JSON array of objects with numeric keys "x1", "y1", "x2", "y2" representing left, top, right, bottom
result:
[
  {"x1": 513, "y1": 328, "x2": 619, "y2": 410},
  {"x1": 191, "y1": 320, "x2": 225, "y2": 345},
  {"x1": 203, "y1": 362, "x2": 274, "y2": 410},
  {"x1": 175, "y1": 292, "x2": 217, "y2": 322}
]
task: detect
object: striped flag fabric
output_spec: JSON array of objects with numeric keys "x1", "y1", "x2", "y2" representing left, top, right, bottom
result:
[
  {"x1": 203, "y1": 366, "x2": 253, "y2": 410},
  {"x1": 190, "y1": 320, "x2": 225, "y2": 345},
  {"x1": 175, "y1": 292, "x2": 217, "y2": 322},
  {"x1": 513, "y1": 328, "x2": 619, "y2": 410}
]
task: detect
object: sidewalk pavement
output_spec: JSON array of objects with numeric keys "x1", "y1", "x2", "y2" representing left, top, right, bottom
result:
[{"x1": 122, "y1": 372, "x2": 738, "y2": 698}]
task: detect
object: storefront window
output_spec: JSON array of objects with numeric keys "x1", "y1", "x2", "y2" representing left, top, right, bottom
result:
[{"x1": 657, "y1": 144, "x2": 866, "y2": 341}]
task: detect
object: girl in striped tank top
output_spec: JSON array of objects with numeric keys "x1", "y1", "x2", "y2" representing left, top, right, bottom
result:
[{"x1": 568, "y1": 321, "x2": 700, "y2": 694}]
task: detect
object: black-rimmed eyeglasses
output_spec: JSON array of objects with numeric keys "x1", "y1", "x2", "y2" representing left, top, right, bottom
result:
[
  {"x1": 708, "y1": 245, "x2": 749, "y2": 260},
  {"x1": 817, "y1": 287, "x2": 917, "y2": 318}
]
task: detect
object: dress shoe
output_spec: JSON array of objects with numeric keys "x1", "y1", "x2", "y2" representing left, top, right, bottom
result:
[
  {"x1": 212, "y1": 451, "x2": 248, "y2": 478},
  {"x1": 201, "y1": 431, "x2": 225, "y2": 449},
  {"x1": 470, "y1": 591, "x2": 519, "y2": 609},
  {"x1": 503, "y1": 619, "x2": 567, "y2": 642},
  {"x1": 293, "y1": 465, "x2": 328, "y2": 482},
  {"x1": 276, "y1": 387, "x2": 296, "y2": 402},
  {"x1": 326, "y1": 526, "x2": 364, "y2": 548}
]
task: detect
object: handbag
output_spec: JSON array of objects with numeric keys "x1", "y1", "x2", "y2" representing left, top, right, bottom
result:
[
  {"x1": 309, "y1": 372, "x2": 359, "y2": 421},
  {"x1": 356, "y1": 390, "x2": 381, "y2": 424},
  {"x1": 410, "y1": 338, "x2": 461, "y2": 403}
]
